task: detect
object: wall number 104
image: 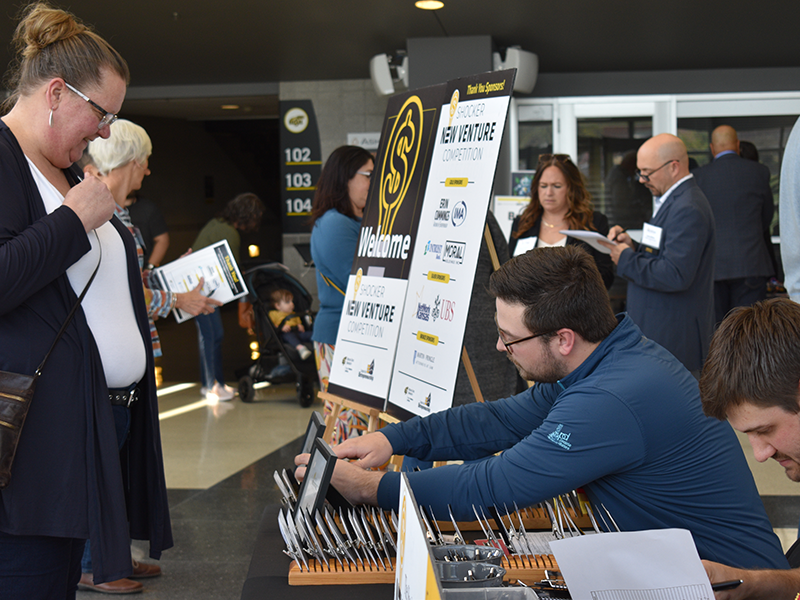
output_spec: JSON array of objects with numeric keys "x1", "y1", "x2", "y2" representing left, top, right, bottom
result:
[
  {"x1": 284, "y1": 147, "x2": 312, "y2": 163},
  {"x1": 286, "y1": 198, "x2": 312, "y2": 213}
]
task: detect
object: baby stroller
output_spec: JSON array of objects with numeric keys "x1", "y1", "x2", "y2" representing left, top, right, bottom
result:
[{"x1": 236, "y1": 263, "x2": 318, "y2": 407}]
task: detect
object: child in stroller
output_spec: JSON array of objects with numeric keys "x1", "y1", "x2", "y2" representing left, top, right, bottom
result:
[
  {"x1": 268, "y1": 289, "x2": 312, "y2": 361},
  {"x1": 237, "y1": 264, "x2": 318, "y2": 406}
]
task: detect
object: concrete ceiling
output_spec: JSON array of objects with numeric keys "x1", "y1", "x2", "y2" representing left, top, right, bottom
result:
[{"x1": 2, "y1": 0, "x2": 799, "y2": 120}]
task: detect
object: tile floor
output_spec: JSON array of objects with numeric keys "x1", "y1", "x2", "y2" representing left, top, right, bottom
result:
[
  {"x1": 78, "y1": 381, "x2": 318, "y2": 600},
  {"x1": 78, "y1": 382, "x2": 800, "y2": 599}
]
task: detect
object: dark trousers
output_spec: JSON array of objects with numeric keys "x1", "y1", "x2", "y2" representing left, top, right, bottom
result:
[
  {"x1": 81, "y1": 405, "x2": 132, "y2": 574},
  {"x1": 0, "y1": 530, "x2": 85, "y2": 600},
  {"x1": 714, "y1": 276, "x2": 768, "y2": 326},
  {"x1": 283, "y1": 329, "x2": 313, "y2": 348}
]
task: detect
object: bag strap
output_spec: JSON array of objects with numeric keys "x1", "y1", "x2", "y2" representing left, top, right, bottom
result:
[
  {"x1": 277, "y1": 313, "x2": 300, "y2": 330},
  {"x1": 319, "y1": 272, "x2": 345, "y2": 296},
  {"x1": 34, "y1": 231, "x2": 102, "y2": 378}
]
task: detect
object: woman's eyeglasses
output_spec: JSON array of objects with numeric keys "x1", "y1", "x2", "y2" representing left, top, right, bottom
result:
[{"x1": 64, "y1": 82, "x2": 118, "y2": 130}]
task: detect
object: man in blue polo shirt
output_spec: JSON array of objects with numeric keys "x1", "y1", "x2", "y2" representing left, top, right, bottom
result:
[{"x1": 298, "y1": 246, "x2": 788, "y2": 570}]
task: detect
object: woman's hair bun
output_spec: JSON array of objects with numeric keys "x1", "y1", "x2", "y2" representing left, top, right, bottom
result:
[{"x1": 13, "y1": 3, "x2": 88, "y2": 59}]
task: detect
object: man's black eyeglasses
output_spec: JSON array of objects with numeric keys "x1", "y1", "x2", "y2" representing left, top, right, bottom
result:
[
  {"x1": 636, "y1": 159, "x2": 676, "y2": 183},
  {"x1": 495, "y1": 313, "x2": 552, "y2": 354}
]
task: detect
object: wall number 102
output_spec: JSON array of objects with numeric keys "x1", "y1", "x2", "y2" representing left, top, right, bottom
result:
[{"x1": 284, "y1": 147, "x2": 312, "y2": 163}]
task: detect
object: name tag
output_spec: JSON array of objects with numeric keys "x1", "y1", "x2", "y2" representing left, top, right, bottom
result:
[
  {"x1": 641, "y1": 223, "x2": 663, "y2": 254},
  {"x1": 513, "y1": 237, "x2": 537, "y2": 257}
]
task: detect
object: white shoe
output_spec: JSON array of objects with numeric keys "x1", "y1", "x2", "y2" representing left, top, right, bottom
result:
[
  {"x1": 200, "y1": 386, "x2": 208, "y2": 396},
  {"x1": 298, "y1": 346, "x2": 312, "y2": 360},
  {"x1": 207, "y1": 383, "x2": 235, "y2": 402}
]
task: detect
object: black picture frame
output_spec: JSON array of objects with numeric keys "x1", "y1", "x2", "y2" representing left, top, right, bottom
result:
[
  {"x1": 295, "y1": 437, "x2": 336, "y2": 522},
  {"x1": 300, "y1": 411, "x2": 326, "y2": 455}
]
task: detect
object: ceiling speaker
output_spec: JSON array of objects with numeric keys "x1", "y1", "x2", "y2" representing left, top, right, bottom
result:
[{"x1": 493, "y1": 47, "x2": 538, "y2": 94}]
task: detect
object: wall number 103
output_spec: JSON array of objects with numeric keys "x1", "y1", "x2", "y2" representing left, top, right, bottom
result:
[{"x1": 285, "y1": 172, "x2": 313, "y2": 188}]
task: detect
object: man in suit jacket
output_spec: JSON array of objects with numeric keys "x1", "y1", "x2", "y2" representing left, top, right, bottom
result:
[
  {"x1": 602, "y1": 134, "x2": 716, "y2": 375},
  {"x1": 693, "y1": 125, "x2": 774, "y2": 325}
]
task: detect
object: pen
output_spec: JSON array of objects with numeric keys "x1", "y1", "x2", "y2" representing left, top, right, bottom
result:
[
  {"x1": 612, "y1": 228, "x2": 628, "y2": 242},
  {"x1": 712, "y1": 579, "x2": 743, "y2": 591}
]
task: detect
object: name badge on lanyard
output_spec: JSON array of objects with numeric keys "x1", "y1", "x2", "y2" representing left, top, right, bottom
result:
[
  {"x1": 513, "y1": 236, "x2": 537, "y2": 257},
  {"x1": 641, "y1": 223, "x2": 663, "y2": 255}
]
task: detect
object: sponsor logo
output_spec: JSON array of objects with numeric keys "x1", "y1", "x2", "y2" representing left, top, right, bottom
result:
[
  {"x1": 283, "y1": 107, "x2": 309, "y2": 134},
  {"x1": 416, "y1": 303, "x2": 430, "y2": 321},
  {"x1": 451, "y1": 201, "x2": 467, "y2": 227},
  {"x1": 431, "y1": 295, "x2": 455, "y2": 322},
  {"x1": 434, "y1": 198, "x2": 450, "y2": 228},
  {"x1": 340, "y1": 356, "x2": 355, "y2": 374},
  {"x1": 403, "y1": 385, "x2": 417, "y2": 404},
  {"x1": 412, "y1": 350, "x2": 436, "y2": 370},
  {"x1": 418, "y1": 393, "x2": 432, "y2": 413},
  {"x1": 442, "y1": 240, "x2": 466, "y2": 264},
  {"x1": 357, "y1": 359, "x2": 375, "y2": 381},
  {"x1": 424, "y1": 240, "x2": 443, "y2": 259},
  {"x1": 547, "y1": 424, "x2": 572, "y2": 450}
]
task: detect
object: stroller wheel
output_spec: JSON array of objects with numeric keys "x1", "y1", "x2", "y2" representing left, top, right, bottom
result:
[
  {"x1": 239, "y1": 375, "x2": 255, "y2": 403},
  {"x1": 297, "y1": 376, "x2": 315, "y2": 408}
]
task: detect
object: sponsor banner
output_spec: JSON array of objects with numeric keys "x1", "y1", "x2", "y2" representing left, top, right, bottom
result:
[
  {"x1": 279, "y1": 101, "x2": 322, "y2": 234},
  {"x1": 388, "y1": 70, "x2": 515, "y2": 417},
  {"x1": 327, "y1": 272, "x2": 407, "y2": 401}
]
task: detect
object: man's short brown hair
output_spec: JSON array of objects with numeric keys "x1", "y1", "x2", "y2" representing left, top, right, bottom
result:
[
  {"x1": 488, "y1": 245, "x2": 617, "y2": 343},
  {"x1": 700, "y1": 297, "x2": 800, "y2": 419}
]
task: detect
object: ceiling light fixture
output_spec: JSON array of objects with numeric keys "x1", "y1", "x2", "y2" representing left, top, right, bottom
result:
[
  {"x1": 220, "y1": 104, "x2": 240, "y2": 110},
  {"x1": 415, "y1": 1, "x2": 444, "y2": 10}
]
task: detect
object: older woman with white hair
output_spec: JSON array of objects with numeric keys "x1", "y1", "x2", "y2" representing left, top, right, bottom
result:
[
  {"x1": 78, "y1": 120, "x2": 221, "y2": 592},
  {"x1": 86, "y1": 119, "x2": 221, "y2": 352}
]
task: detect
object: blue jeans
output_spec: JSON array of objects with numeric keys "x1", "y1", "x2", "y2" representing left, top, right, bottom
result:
[
  {"x1": 195, "y1": 310, "x2": 225, "y2": 388},
  {"x1": 0, "y1": 530, "x2": 85, "y2": 600},
  {"x1": 81, "y1": 405, "x2": 131, "y2": 574}
]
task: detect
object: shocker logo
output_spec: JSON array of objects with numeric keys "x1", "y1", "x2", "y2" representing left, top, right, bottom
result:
[{"x1": 379, "y1": 96, "x2": 423, "y2": 236}]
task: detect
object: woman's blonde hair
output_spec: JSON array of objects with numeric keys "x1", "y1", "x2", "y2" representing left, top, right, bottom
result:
[
  {"x1": 2, "y1": 3, "x2": 129, "y2": 112},
  {"x1": 87, "y1": 119, "x2": 151, "y2": 175}
]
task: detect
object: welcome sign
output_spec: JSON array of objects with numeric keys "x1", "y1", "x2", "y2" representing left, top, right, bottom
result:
[{"x1": 328, "y1": 70, "x2": 515, "y2": 417}]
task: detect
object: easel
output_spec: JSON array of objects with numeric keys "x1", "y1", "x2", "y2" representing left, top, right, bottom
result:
[{"x1": 321, "y1": 222, "x2": 503, "y2": 466}]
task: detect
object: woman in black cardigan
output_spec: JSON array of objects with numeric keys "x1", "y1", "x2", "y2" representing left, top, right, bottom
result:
[{"x1": 508, "y1": 154, "x2": 614, "y2": 289}]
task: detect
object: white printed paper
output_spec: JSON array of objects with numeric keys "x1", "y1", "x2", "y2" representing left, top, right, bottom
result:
[
  {"x1": 152, "y1": 240, "x2": 246, "y2": 323},
  {"x1": 550, "y1": 528, "x2": 715, "y2": 600}
]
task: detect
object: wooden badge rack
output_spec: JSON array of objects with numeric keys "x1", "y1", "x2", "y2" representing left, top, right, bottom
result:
[{"x1": 286, "y1": 505, "x2": 589, "y2": 586}]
